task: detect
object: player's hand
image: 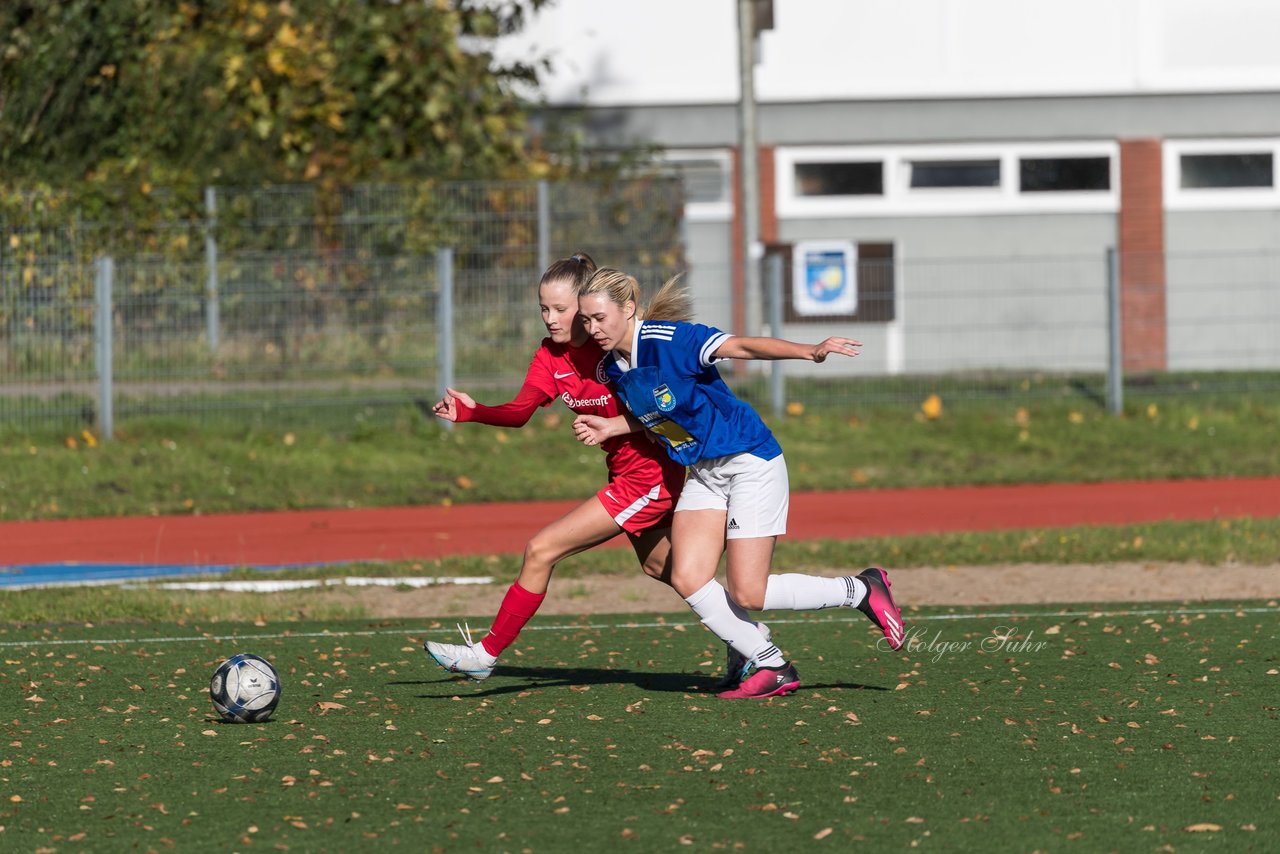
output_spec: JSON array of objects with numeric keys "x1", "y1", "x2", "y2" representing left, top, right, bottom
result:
[
  {"x1": 811, "y1": 336, "x2": 862, "y2": 363},
  {"x1": 432, "y1": 387, "x2": 475, "y2": 422},
  {"x1": 573, "y1": 413, "x2": 613, "y2": 446}
]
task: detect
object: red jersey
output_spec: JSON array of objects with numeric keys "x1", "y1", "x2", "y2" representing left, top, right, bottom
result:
[{"x1": 455, "y1": 338, "x2": 685, "y2": 490}]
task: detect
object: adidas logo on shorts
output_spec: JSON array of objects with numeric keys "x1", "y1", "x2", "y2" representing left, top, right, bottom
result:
[{"x1": 728, "y1": 518, "x2": 739, "y2": 531}]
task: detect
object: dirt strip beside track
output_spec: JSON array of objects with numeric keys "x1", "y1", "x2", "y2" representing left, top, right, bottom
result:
[{"x1": 323, "y1": 562, "x2": 1280, "y2": 619}]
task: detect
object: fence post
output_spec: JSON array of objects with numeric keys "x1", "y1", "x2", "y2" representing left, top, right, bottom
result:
[
  {"x1": 204, "y1": 185, "x2": 220, "y2": 353},
  {"x1": 436, "y1": 247, "x2": 455, "y2": 432},
  {"x1": 766, "y1": 252, "x2": 785, "y2": 418},
  {"x1": 1106, "y1": 246, "x2": 1123, "y2": 416},
  {"x1": 94, "y1": 256, "x2": 115, "y2": 441},
  {"x1": 536, "y1": 180, "x2": 551, "y2": 276}
]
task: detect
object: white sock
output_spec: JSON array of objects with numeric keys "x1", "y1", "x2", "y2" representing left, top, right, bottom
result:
[
  {"x1": 845, "y1": 575, "x2": 868, "y2": 608},
  {"x1": 763, "y1": 574, "x2": 867, "y2": 610},
  {"x1": 685, "y1": 579, "x2": 785, "y2": 668}
]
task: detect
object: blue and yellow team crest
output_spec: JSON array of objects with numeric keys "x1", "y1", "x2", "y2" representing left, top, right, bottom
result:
[{"x1": 653, "y1": 384, "x2": 676, "y2": 412}]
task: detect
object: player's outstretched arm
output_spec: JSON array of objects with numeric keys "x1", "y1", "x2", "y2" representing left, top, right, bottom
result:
[
  {"x1": 430, "y1": 385, "x2": 548, "y2": 427},
  {"x1": 573, "y1": 413, "x2": 641, "y2": 446},
  {"x1": 714, "y1": 335, "x2": 861, "y2": 363},
  {"x1": 431, "y1": 387, "x2": 476, "y2": 422}
]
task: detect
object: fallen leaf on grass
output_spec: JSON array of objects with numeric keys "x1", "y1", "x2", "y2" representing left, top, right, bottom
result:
[
  {"x1": 313, "y1": 702, "x2": 346, "y2": 713},
  {"x1": 814, "y1": 828, "x2": 833, "y2": 840},
  {"x1": 1184, "y1": 823, "x2": 1222, "y2": 832}
]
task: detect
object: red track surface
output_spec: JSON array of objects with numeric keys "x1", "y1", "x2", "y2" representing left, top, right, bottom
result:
[{"x1": 5, "y1": 476, "x2": 1280, "y2": 567}]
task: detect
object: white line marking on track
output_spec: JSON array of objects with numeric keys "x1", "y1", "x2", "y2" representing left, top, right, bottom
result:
[
  {"x1": 140, "y1": 576, "x2": 494, "y2": 593},
  {"x1": 0, "y1": 604, "x2": 1273, "y2": 648}
]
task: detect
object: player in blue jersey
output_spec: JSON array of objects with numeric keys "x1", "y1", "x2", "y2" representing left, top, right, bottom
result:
[{"x1": 573, "y1": 267, "x2": 905, "y2": 699}]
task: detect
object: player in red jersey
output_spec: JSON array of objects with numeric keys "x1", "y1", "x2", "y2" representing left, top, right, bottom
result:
[{"x1": 423, "y1": 252, "x2": 687, "y2": 681}]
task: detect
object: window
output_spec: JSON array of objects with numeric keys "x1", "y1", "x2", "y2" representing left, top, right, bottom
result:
[
  {"x1": 661, "y1": 149, "x2": 732, "y2": 220},
  {"x1": 1164, "y1": 140, "x2": 1280, "y2": 210},
  {"x1": 1020, "y1": 156, "x2": 1110, "y2": 192},
  {"x1": 1180, "y1": 153, "x2": 1273, "y2": 189},
  {"x1": 794, "y1": 161, "x2": 883, "y2": 196},
  {"x1": 909, "y1": 159, "x2": 1000, "y2": 189},
  {"x1": 674, "y1": 159, "x2": 730, "y2": 204},
  {"x1": 776, "y1": 143, "x2": 1117, "y2": 217}
]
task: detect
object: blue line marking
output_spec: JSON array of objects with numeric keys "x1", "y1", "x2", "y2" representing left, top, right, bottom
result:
[{"x1": 0, "y1": 561, "x2": 339, "y2": 589}]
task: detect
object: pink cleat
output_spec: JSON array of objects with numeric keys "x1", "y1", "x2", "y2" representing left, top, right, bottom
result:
[
  {"x1": 715, "y1": 621, "x2": 773, "y2": 690},
  {"x1": 855, "y1": 567, "x2": 905, "y2": 650},
  {"x1": 717, "y1": 662, "x2": 800, "y2": 700}
]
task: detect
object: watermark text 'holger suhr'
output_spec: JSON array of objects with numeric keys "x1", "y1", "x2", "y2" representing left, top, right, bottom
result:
[{"x1": 879, "y1": 625, "x2": 1050, "y2": 661}]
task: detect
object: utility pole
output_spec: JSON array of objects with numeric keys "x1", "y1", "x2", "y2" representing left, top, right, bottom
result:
[{"x1": 737, "y1": 0, "x2": 765, "y2": 339}]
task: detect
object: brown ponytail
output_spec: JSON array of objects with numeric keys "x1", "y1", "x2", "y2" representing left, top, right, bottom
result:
[{"x1": 540, "y1": 251, "x2": 598, "y2": 291}]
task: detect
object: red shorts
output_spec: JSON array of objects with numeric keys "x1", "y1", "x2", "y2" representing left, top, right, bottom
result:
[{"x1": 595, "y1": 476, "x2": 677, "y2": 534}]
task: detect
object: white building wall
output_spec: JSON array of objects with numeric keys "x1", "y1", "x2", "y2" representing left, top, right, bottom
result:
[
  {"x1": 497, "y1": 1, "x2": 1280, "y2": 378},
  {"x1": 497, "y1": 0, "x2": 1280, "y2": 105}
]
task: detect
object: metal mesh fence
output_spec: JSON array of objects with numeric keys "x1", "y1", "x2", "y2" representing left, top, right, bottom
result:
[
  {"x1": 698, "y1": 248, "x2": 1280, "y2": 414},
  {"x1": 3, "y1": 177, "x2": 1280, "y2": 434},
  {"x1": 0, "y1": 178, "x2": 685, "y2": 432}
]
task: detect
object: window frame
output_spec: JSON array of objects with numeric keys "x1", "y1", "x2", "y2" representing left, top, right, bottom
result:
[
  {"x1": 660, "y1": 148, "x2": 734, "y2": 222},
  {"x1": 775, "y1": 142, "x2": 1119, "y2": 218},
  {"x1": 1164, "y1": 138, "x2": 1280, "y2": 210}
]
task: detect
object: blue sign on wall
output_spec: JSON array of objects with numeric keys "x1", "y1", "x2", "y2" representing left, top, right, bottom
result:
[{"x1": 793, "y1": 241, "x2": 857, "y2": 316}]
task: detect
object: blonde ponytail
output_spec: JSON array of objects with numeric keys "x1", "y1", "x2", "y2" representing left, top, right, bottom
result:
[
  {"x1": 641, "y1": 274, "x2": 692, "y2": 323},
  {"x1": 579, "y1": 268, "x2": 694, "y2": 323}
]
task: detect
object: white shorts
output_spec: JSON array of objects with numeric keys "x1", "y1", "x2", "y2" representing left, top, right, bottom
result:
[{"x1": 676, "y1": 452, "x2": 789, "y2": 539}]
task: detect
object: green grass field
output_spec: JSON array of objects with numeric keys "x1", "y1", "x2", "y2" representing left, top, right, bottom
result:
[
  {"x1": 2, "y1": 382, "x2": 1277, "y2": 850},
  {"x1": 2, "y1": 603, "x2": 1275, "y2": 851},
  {"x1": 3, "y1": 389, "x2": 1280, "y2": 522}
]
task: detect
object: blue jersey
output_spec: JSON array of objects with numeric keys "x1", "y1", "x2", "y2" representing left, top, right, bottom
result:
[{"x1": 603, "y1": 320, "x2": 782, "y2": 466}]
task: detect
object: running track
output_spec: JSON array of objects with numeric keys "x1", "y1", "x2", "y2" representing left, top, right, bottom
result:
[{"x1": 4, "y1": 476, "x2": 1279, "y2": 569}]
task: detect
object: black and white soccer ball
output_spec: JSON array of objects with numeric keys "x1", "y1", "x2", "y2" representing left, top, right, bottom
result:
[{"x1": 209, "y1": 653, "x2": 281, "y2": 723}]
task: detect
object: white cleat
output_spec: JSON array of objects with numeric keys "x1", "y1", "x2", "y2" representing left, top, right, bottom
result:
[{"x1": 424, "y1": 623, "x2": 497, "y2": 682}]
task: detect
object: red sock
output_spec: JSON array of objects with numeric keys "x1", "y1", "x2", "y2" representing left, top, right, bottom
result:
[{"x1": 482, "y1": 582, "x2": 547, "y2": 657}]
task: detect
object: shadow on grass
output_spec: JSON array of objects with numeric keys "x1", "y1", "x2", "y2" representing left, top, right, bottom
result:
[
  {"x1": 1069, "y1": 377, "x2": 1107, "y2": 409},
  {"x1": 392, "y1": 664, "x2": 891, "y2": 698}
]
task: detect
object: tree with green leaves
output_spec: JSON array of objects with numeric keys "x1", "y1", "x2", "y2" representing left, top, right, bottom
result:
[{"x1": 0, "y1": 0, "x2": 555, "y2": 192}]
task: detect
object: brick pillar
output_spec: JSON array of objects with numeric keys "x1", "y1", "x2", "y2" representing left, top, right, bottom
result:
[
  {"x1": 759, "y1": 145, "x2": 777, "y2": 244},
  {"x1": 1118, "y1": 139, "x2": 1167, "y2": 371}
]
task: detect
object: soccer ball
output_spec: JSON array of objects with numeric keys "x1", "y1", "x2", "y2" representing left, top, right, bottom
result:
[{"x1": 209, "y1": 653, "x2": 281, "y2": 723}]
